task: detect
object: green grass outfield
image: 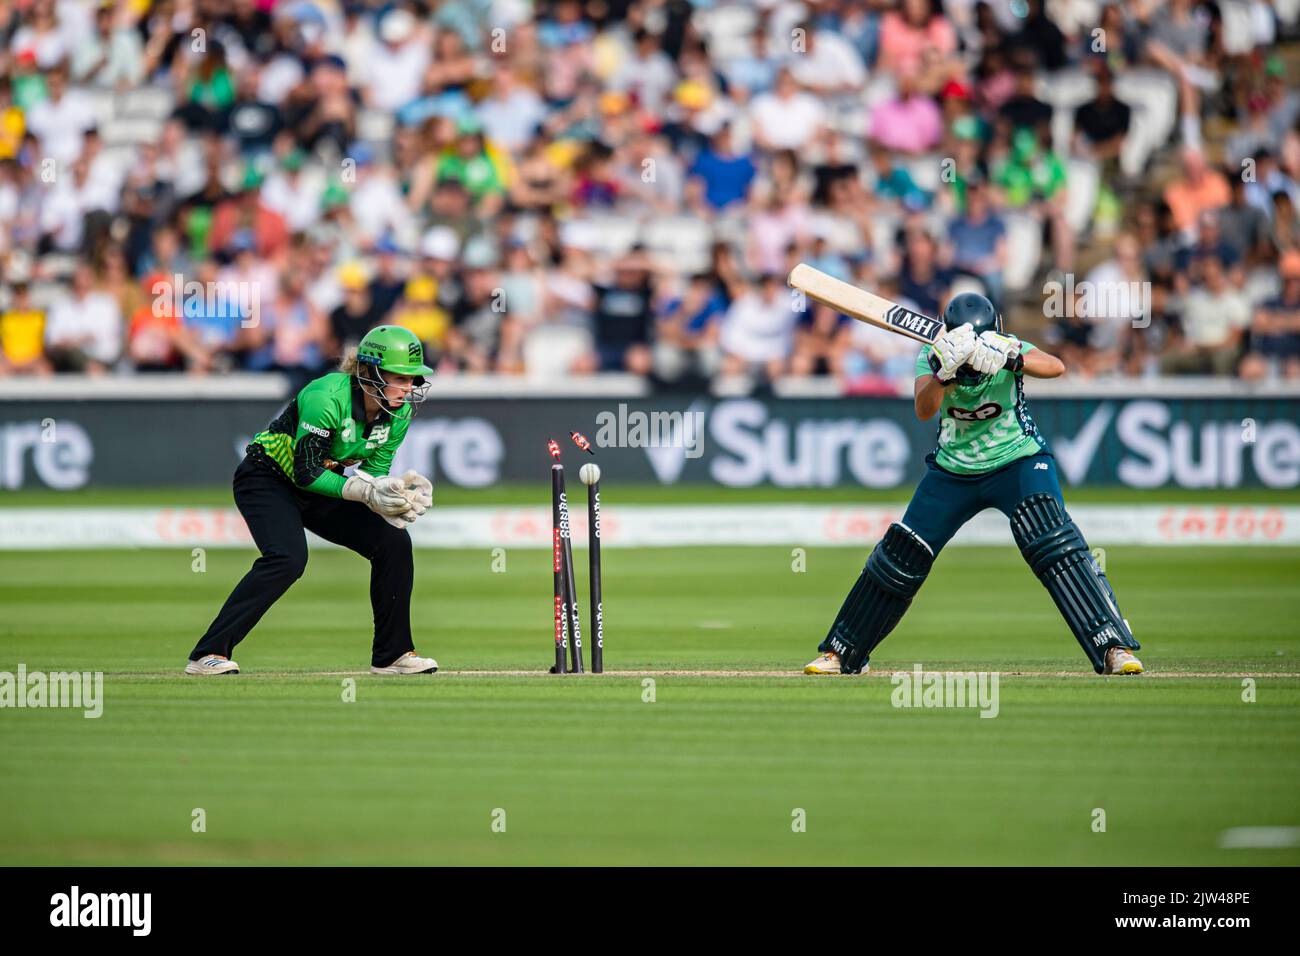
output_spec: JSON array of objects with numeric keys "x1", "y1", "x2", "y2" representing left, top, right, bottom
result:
[{"x1": 1, "y1": 537, "x2": 1298, "y2": 865}]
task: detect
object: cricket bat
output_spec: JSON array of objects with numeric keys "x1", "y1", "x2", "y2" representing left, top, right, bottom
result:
[{"x1": 788, "y1": 263, "x2": 945, "y2": 344}]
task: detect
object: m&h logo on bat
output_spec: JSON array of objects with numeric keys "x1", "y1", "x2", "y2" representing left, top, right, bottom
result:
[{"x1": 885, "y1": 305, "x2": 942, "y2": 339}]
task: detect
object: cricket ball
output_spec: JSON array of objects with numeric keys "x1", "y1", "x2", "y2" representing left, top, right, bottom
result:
[{"x1": 579, "y1": 463, "x2": 601, "y2": 486}]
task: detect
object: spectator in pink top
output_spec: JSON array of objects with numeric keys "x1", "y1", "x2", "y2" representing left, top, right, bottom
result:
[
  {"x1": 746, "y1": 186, "x2": 810, "y2": 277},
  {"x1": 877, "y1": 0, "x2": 959, "y2": 94},
  {"x1": 869, "y1": 75, "x2": 943, "y2": 154}
]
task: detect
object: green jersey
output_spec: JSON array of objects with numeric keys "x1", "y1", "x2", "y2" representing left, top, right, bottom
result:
[
  {"x1": 247, "y1": 372, "x2": 411, "y2": 497},
  {"x1": 913, "y1": 342, "x2": 1046, "y2": 475}
]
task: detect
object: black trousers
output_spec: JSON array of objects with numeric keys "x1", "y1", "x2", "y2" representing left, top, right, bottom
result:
[{"x1": 190, "y1": 457, "x2": 415, "y2": 667}]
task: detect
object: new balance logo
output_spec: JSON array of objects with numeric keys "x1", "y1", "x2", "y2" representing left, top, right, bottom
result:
[{"x1": 1034, "y1": 463, "x2": 1048, "y2": 470}]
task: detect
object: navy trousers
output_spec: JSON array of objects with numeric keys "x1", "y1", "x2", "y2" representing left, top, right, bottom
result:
[
  {"x1": 900, "y1": 451, "x2": 1066, "y2": 555},
  {"x1": 818, "y1": 450, "x2": 1125, "y2": 657}
]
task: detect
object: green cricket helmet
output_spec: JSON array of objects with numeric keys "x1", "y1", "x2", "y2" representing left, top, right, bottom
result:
[
  {"x1": 941, "y1": 292, "x2": 1003, "y2": 385},
  {"x1": 355, "y1": 325, "x2": 433, "y2": 415}
]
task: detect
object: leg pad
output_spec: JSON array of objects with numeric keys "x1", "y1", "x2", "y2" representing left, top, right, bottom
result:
[
  {"x1": 822, "y1": 523, "x2": 933, "y2": 673},
  {"x1": 1011, "y1": 494, "x2": 1138, "y2": 673}
]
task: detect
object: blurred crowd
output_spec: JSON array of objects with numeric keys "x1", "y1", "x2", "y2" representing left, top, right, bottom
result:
[{"x1": 0, "y1": 0, "x2": 1297, "y2": 391}]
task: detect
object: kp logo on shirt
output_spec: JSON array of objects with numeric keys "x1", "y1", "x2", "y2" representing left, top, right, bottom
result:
[{"x1": 948, "y1": 403, "x2": 1003, "y2": 422}]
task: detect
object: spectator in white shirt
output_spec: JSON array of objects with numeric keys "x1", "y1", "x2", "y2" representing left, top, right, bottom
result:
[
  {"x1": 337, "y1": 4, "x2": 377, "y2": 90},
  {"x1": 720, "y1": 273, "x2": 799, "y2": 379},
  {"x1": 1160, "y1": 257, "x2": 1250, "y2": 376},
  {"x1": 1080, "y1": 233, "x2": 1148, "y2": 374},
  {"x1": 475, "y1": 69, "x2": 547, "y2": 153},
  {"x1": 9, "y1": 0, "x2": 68, "y2": 69},
  {"x1": 71, "y1": 3, "x2": 144, "y2": 89},
  {"x1": 724, "y1": 23, "x2": 780, "y2": 101},
  {"x1": 365, "y1": 8, "x2": 430, "y2": 114},
  {"x1": 23, "y1": 64, "x2": 96, "y2": 167},
  {"x1": 785, "y1": 23, "x2": 867, "y2": 96},
  {"x1": 612, "y1": 29, "x2": 678, "y2": 116},
  {"x1": 78, "y1": 130, "x2": 125, "y2": 215},
  {"x1": 348, "y1": 148, "x2": 412, "y2": 249},
  {"x1": 45, "y1": 263, "x2": 123, "y2": 372},
  {"x1": 750, "y1": 68, "x2": 825, "y2": 151},
  {"x1": 260, "y1": 150, "x2": 323, "y2": 234},
  {"x1": 39, "y1": 155, "x2": 99, "y2": 252}
]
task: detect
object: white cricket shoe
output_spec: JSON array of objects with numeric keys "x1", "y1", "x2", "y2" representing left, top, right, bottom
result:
[
  {"x1": 185, "y1": 655, "x2": 240, "y2": 675},
  {"x1": 371, "y1": 651, "x2": 438, "y2": 675},
  {"x1": 1103, "y1": 646, "x2": 1144, "y2": 675},
  {"x1": 803, "y1": 651, "x2": 867, "y2": 675}
]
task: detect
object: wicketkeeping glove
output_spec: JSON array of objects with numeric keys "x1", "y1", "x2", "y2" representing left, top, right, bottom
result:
[
  {"x1": 384, "y1": 509, "x2": 418, "y2": 530},
  {"x1": 968, "y1": 331, "x2": 1022, "y2": 375},
  {"x1": 396, "y1": 469, "x2": 433, "y2": 518},
  {"x1": 342, "y1": 471, "x2": 413, "y2": 520},
  {"x1": 929, "y1": 323, "x2": 977, "y2": 382}
]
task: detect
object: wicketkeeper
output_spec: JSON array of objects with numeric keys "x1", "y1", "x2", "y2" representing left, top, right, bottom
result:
[
  {"x1": 186, "y1": 326, "x2": 438, "y2": 676},
  {"x1": 806, "y1": 293, "x2": 1144, "y2": 676}
]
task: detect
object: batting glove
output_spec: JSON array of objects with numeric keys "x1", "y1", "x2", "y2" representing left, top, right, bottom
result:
[
  {"x1": 969, "y1": 331, "x2": 1021, "y2": 375},
  {"x1": 929, "y1": 323, "x2": 977, "y2": 382}
]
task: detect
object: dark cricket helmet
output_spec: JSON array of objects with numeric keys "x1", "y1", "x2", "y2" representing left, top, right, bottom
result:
[
  {"x1": 942, "y1": 292, "x2": 1002, "y2": 336},
  {"x1": 941, "y1": 292, "x2": 1004, "y2": 385}
]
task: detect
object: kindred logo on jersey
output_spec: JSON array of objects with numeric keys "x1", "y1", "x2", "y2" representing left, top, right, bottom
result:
[{"x1": 302, "y1": 422, "x2": 330, "y2": 439}]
